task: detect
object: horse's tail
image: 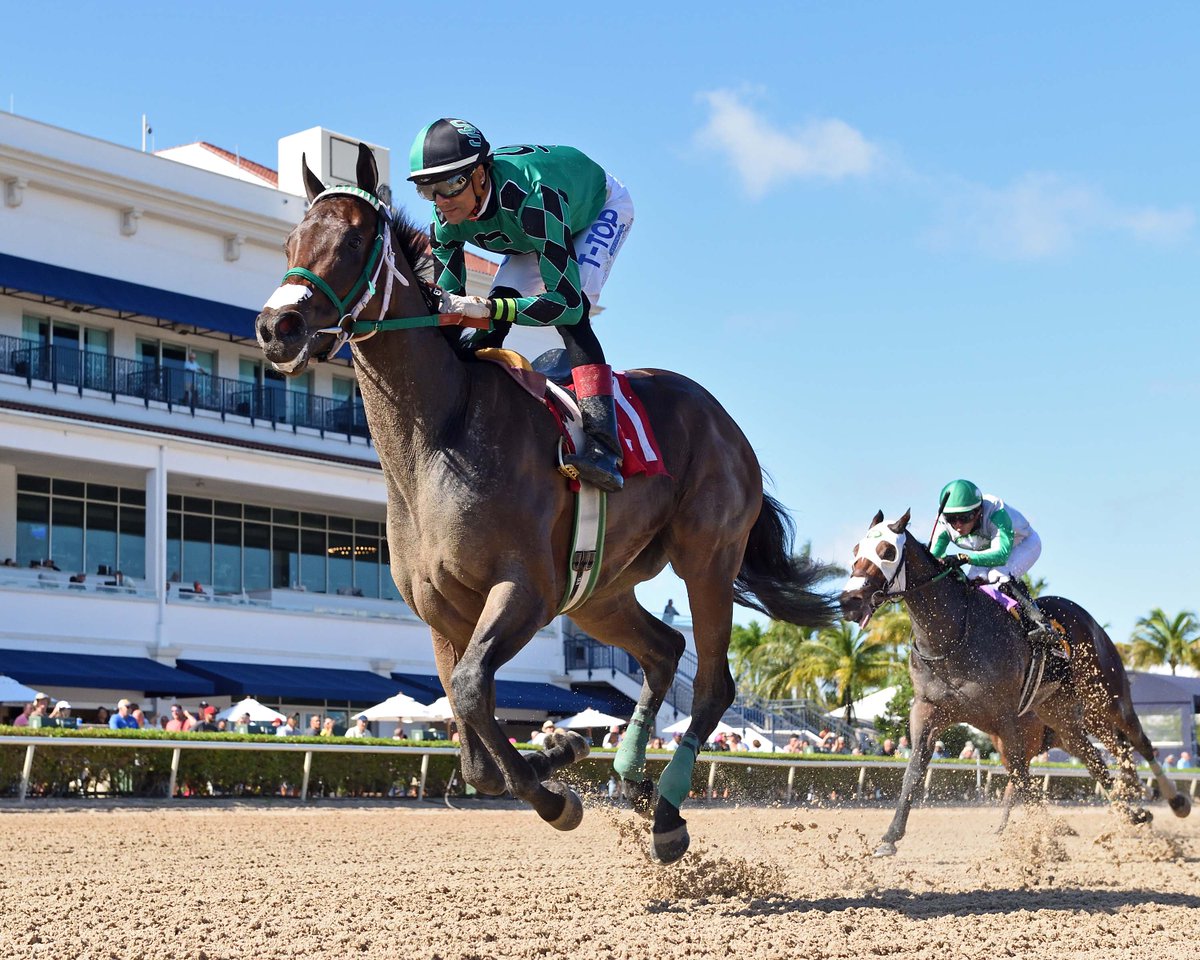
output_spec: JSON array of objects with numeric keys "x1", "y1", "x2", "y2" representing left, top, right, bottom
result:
[{"x1": 733, "y1": 492, "x2": 840, "y2": 629}]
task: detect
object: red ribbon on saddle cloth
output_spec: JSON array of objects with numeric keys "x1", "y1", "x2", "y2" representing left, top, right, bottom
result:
[{"x1": 478, "y1": 352, "x2": 670, "y2": 488}]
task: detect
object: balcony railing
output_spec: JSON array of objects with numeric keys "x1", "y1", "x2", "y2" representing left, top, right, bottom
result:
[{"x1": 0, "y1": 334, "x2": 370, "y2": 442}]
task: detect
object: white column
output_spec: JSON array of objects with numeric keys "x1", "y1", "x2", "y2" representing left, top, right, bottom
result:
[
  {"x1": 145, "y1": 449, "x2": 168, "y2": 650},
  {"x1": 0, "y1": 462, "x2": 16, "y2": 561}
]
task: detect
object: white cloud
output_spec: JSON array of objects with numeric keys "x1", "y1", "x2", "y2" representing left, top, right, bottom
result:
[
  {"x1": 696, "y1": 89, "x2": 880, "y2": 198},
  {"x1": 929, "y1": 173, "x2": 1194, "y2": 259}
]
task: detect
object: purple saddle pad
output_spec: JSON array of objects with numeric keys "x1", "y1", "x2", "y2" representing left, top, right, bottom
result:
[{"x1": 977, "y1": 583, "x2": 1020, "y2": 613}]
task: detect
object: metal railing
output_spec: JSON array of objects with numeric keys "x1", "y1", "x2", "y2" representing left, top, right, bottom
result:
[
  {"x1": 0, "y1": 334, "x2": 370, "y2": 441},
  {"x1": 562, "y1": 625, "x2": 694, "y2": 716},
  {"x1": 5, "y1": 735, "x2": 1196, "y2": 807}
]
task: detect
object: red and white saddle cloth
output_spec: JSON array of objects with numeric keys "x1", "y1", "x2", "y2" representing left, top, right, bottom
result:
[{"x1": 479, "y1": 349, "x2": 670, "y2": 488}]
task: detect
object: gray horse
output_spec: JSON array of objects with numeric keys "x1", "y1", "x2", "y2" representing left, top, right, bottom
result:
[{"x1": 840, "y1": 510, "x2": 1190, "y2": 857}]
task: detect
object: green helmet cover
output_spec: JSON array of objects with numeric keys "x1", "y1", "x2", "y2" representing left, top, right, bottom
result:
[{"x1": 940, "y1": 479, "x2": 982, "y2": 514}]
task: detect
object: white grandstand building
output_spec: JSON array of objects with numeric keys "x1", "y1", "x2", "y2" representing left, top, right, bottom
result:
[{"x1": 0, "y1": 113, "x2": 679, "y2": 735}]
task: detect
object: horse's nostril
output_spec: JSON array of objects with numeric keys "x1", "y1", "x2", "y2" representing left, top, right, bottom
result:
[{"x1": 275, "y1": 312, "x2": 302, "y2": 339}]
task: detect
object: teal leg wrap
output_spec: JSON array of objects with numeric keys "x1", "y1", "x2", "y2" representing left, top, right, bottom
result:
[
  {"x1": 613, "y1": 706, "x2": 653, "y2": 782},
  {"x1": 657, "y1": 734, "x2": 700, "y2": 809}
]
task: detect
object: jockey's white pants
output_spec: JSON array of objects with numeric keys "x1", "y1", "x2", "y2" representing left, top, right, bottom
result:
[
  {"x1": 492, "y1": 174, "x2": 634, "y2": 307},
  {"x1": 969, "y1": 531, "x2": 1042, "y2": 583}
]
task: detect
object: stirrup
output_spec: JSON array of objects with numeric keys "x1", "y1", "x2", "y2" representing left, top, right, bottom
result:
[{"x1": 564, "y1": 448, "x2": 623, "y2": 492}]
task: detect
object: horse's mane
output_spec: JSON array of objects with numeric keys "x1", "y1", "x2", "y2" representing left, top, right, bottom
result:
[{"x1": 388, "y1": 208, "x2": 476, "y2": 361}]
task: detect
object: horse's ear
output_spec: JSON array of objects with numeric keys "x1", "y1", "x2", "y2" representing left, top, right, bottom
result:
[
  {"x1": 870, "y1": 510, "x2": 884, "y2": 529},
  {"x1": 356, "y1": 142, "x2": 379, "y2": 195},
  {"x1": 888, "y1": 509, "x2": 911, "y2": 534},
  {"x1": 301, "y1": 153, "x2": 324, "y2": 203}
]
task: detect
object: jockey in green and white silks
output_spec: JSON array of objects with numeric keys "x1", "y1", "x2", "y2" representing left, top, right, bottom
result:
[
  {"x1": 406, "y1": 118, "x2": 634, "y2": 493},
  {"x1": 930, "y1": 480, "x2": 1041, "y2": 582},
  {"x1": 931, "y1": 479, "x2": 1055, "y2": 646}
]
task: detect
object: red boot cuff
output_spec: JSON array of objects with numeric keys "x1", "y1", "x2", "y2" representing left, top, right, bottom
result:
[{"x1": 572, "y1": 363, "x2": 614, "y2": 398}]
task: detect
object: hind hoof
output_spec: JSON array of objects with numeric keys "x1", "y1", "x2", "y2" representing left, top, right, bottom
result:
[
  {"x1": 564, "y1": 730, "x2": 590, "y2": 761},
  {"x1": 651, "y1": 823, "x2": 690, "y2": 864},
  {"x1": 1169, "y1": 794, "x2": 1191, "y2": 818},
  {"x1": 624, "y1": 778, "x2": 657, "y2": 820},
  {"x1": 542, "y1": 781, "x2": 584, "y2": 831},
  {"x1": 873, "y1": 841, "x2": 897, "y2": 858}
]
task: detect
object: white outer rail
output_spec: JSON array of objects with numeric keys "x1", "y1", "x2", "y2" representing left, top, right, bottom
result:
[{"x1": 3, "y1": 737, "x2": 1197, "y2": 804}]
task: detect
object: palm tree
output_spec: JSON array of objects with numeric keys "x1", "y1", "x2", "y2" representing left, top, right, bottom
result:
[
  {"x1": 757, "y1": 621, "x2": 899, "y2": 719},
  {"x1": 866, "y1": 603, "x2": 912, "y2": 661},
  {"x1": 729, "y1": 620, "x2": 766, "y2": 686},
  {"x1": 1126, "y1": 608, "x2": 1200, "y2": 675},
  {"x1": 736, "y1": 620, "x2": 822, "y2": 700}
]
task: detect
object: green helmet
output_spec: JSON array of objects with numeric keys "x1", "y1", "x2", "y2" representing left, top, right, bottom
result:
[{"x1": 939, "y1": 479, "x2": 982, "y2": 514}]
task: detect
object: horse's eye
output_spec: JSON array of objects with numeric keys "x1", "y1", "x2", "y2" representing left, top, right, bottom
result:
[{"x1": 347, "y1": 235, "x2": 363, "y2": 251}]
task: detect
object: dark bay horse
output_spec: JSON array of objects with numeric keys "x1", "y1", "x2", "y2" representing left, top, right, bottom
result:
[
  {"x1": 840, "y1": 510, "x2": 1190, "y2": 857},
  {"x1": 255, "y1": 143, "x2": 837, "y2": 863}
]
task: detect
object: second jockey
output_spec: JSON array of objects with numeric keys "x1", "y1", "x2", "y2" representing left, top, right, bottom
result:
[
  {"x1": 931, "y1": 478, "x2": 1056, "y2": 648},
  {"x1": 407, "y1": 118, "x2": 634, "y2": 493}
]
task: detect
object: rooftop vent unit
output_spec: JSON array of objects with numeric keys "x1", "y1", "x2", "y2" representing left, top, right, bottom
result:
[{"x1": 277, "y1": 126, "x2": 391, "y2": 199}]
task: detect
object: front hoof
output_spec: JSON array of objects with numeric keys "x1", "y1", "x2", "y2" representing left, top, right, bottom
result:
[
  {"x1": 1169, "y1": 794, "x2": 1191, "y2": 818},
  {"x1": 873, "y1": 841, "x2": 897, "y2": 858},
  {"x1": 624, "y1": 778, "x2": 657, "y2": 820},
  {"x1": 542, "y1": 780, "x2": 584, "y2": 831},
  {"x1": 1129, "y1": 806, "x2": 1153, "y2": 825},
  {"x1": 651, "y1": 823, "x2": 690, "y2": 864}
]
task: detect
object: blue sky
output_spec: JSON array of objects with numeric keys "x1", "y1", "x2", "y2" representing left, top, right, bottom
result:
[{"x1": 5, "y1": 3, "x2": 1198, "y2": 643}]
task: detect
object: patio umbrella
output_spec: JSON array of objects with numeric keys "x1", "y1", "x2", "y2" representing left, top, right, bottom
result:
[
  {"x1": 354, "y1": 692, "x2": 438, "y2": 722},
  {"x1": 424, "y1": 696, "x2": 454, "y2": 721},
  {"x1": 0, "y1": 675, "x2": 39, "y2": 704},
  {"x1": 553, "y1": 707, "x2": 626, "y2": 730},
  {"x1": 662, "y1": 716, "x2": 745, "y2": 738},
  {"x1": 216, "y1": 697, "x2": 287, "y2": 723}
]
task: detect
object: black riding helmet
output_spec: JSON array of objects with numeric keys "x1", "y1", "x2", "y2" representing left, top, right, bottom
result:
[{"x1": 407, "y1": 118, "x2": 492, "y2": 183}]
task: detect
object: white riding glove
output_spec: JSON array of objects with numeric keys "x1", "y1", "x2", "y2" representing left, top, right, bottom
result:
[{"x1": 439, "y1": 291, "x2": 492, "y2": 319}]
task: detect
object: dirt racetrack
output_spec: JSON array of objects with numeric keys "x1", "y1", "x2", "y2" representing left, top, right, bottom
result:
[{"x1": 1, "y1": 798, "x2": 1198, "y2": 960}]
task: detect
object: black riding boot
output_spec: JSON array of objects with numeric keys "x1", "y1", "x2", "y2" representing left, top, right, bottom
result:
[
  {"x1": 1002, "y1": 580, "x2": 1063, "y2": 656},
  {"x1": 562, "y1": 364, "x2": 624, "y2": 493}
]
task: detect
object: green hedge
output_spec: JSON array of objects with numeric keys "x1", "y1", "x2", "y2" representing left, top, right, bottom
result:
[
  {"x1": 0, "y1": 728, "x2": 1172, "y2": 803},
  {"x1": 0, "y1": 727, "x2": 458, "y2": 799}
]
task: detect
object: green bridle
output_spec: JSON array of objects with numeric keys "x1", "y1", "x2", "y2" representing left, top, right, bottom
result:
[
  {"x1": 269, "y1": 185, "x2": 491, "y2": 369},
  {"x1": 282, "y1": 185, "x2": 391, "y2": 321}
]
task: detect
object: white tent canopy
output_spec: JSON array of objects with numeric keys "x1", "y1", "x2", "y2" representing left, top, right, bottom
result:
[
  {"x1": 0, "y1": 675, "x2": 39, "y2": 704},
  {"x1": 825, "y1": 686, "x2": 899, "y2": 722},
  {"x1": 553, "y1": 707, "x2": 626, "y2": 730},
  {"x1": 354, "y1": 692, "x2": 439, "y2": 722},
  {"x1": 216, "y1": 697, "x2": 287, "y2": 724}
]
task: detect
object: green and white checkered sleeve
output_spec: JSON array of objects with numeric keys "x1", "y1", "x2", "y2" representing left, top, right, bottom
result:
[
  {"x1": 489, "y1": 186, "x2": 585, "y2": 327},
  {"x1": 430, "y1": 231, "x2": 466, "y2": 296}
]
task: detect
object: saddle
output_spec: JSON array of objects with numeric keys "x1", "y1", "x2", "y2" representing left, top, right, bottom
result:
[
  {"x1": 976, "y1": 582, "x2": 1071, "y2": 716},
  {"x1": 478, "y1": 347, "x2": 670, "y2": 487}
]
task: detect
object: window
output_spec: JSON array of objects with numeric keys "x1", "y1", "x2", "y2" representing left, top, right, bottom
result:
[
  {"x1": 22, "y1": 315, "x2": 96, "y2": 387},
  {"x1": 14, "y1": 475, "x2": 146, "y2": 578}
]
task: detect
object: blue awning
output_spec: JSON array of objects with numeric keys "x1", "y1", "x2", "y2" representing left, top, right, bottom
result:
[
  {"x1": 0, "y1": 648, "x2": 214, "y2": 696},
  {"x1": 571, "y1": 685, "x2": 637, "y2": 716},
  {"x1": 391, "y1": 672, "x2": 633, "y2": 715},
  {"x1": 0, "y1": 252, "x2": 259, "y2": 339},
  {"x1": 177, "y1": 660, "x2": 400, "y2": 702}
]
